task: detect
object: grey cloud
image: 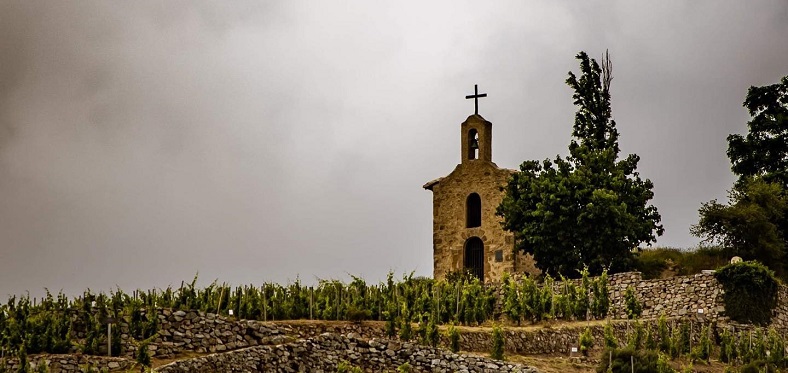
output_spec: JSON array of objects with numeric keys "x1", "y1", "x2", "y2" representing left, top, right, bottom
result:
[{"x1": 0, "y1": 1, "x2": 786, "y2": 297}]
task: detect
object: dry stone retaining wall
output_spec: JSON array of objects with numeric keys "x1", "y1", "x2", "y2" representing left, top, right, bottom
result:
[
  {"x1": 156, "y1": 333, "x2": 538, "y2": 373},
  {"x1": 2, "y1": 354, "x2": 132, "y2": 373}
]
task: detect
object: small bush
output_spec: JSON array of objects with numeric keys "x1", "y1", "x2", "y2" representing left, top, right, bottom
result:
[
  {"x1": 627, "y1": 320, "x2": 644, "y2": 350},
  {"x1": 691, "y1": 324, "x2": 711, "y2": 363},
  {"x1": 715, "y1": 261, "x2": 778, "y2": 325},
  {"x1": 657, "y1": 314, "x2": 670, "y2": 353},
  {"x1": 345, "y1": 306, "x2": 371, "y2": 324},
  {"x1": 624, "y1": 287, "x2": 642, "y2": 319},
  {"x1": 719, "y1": 328, "x2": 735, "y2": 363},
  {"x1": 596, "y1": 348, "x2": 659, "y2": 373},
  {"x1": 604, "y1": 322, "x2": 618, "y2": 349},
  {"x1": 635, "y1": 247, "x2": 728, "y2": 279},
  {"x1": 579, "y1": 327, "x2": 594, "y2": 356},
  {"x1": 336, "y1": 360, "x2": 363, "y2": 373},
  {"x1": 397, "y1": 362, "x2": 412, "y2": 373},
  {"x1": 136, "y1": 341, "x2": 151, "y2": 368},
  {"x1": 447, "y1": 323, "x2": 460, "y2": 353},
  {"x1": 491, "y1": 324, "x2": 504, "y2": 360}
]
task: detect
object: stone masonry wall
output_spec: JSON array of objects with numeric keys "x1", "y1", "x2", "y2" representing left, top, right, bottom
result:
[
  {"x1": 2, "y1": 355, "x2": 133, "y2": 373},
  {"x1": 604, "y1": 272, "x2": 725, "y2": 321},
  {"x1": 156, "y1": 333, "x2": 538, "y2": 373}
]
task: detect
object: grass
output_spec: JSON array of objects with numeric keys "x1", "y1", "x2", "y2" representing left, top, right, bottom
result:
[{"x1": 634, "y1": 246, "x2": 730, "y2": 279}]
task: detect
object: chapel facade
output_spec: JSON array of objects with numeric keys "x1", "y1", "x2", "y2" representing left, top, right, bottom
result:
[{"x1": 423, "y1": 112, "x2": 538, "y2": 283}]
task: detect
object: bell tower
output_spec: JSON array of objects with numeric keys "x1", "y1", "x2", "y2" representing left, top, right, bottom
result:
[
  {"x1": 461, "y1": 84, "x2": 492, "y2": 163},
  {"x1": 461, "y1": 115, "x2": 493, "y2": 163}
]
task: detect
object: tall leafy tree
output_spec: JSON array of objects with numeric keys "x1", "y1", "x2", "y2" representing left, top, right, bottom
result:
[
  {"x1": 693, "y1": 75, "x2": 788, "y2": 278},
  {"x1": 727, "y1": 76, "x2": 788, "y2": 188},
  {"x1": 497, "y1": 51, "x2": 663, "y2": 277}
]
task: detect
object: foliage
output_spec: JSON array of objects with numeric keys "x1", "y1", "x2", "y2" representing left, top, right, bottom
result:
[
  {"x1": 596, "y1": 348, "x2": 659, "y2": 373},
  {"x1": 447, "y1": 323, "x2": 460, "y2": 353},
  {"x1": 635, "y1": 247, "x2": 729, "y2": 279},
  {"x1": 656, "y1": 352, "x2": 675, "y2": 373},
  {"x1": 491, "y1": 324, "x2": 505, "y2": 360},
  {"x1": 657, "y1": 314, "x2": 670, "y2": 353},
  {"x1": 498, "y1": 50, "x2": 662, "y2": 278},
  {"x1": 728, "y1": 75, "x2": 788, "y2": 189},
  {"x1": 579, "y1": 327, "x2": 594, "y2": 356},
  {"x1": 719, "y1": 328, "x2": 735, "y2": 363},
  {"x1": 715, "y1": 261, "x2": 779, "y2": 325},
  {"x1": 424, "y1": 317, "x2": 439, "y2": 348},
  {"x1": 694, "y1": 75, "x2": 788, "y2": 280},
  {"x1": 604, "y1": 322, "x2": 618, "y2": 349},
  {"x1": 396, "y1": 362, "x2": 412, "y2": 373},
  {"x1": 627, "y1": 320, "x2": 644, "y2": 350},
  {"x1": 624, "y1": 287, "x2": 642, "y2": 319},
  {"x1": 136, "y1": 340, "x2": 151, "y2": 368},
  {"x1": 691, "y1": 324, "x2": 711, "y2": 363},
  {"x1": 692, "y1": 178, "x2": 788, "y2": 278},
  {"x1": 591, "y1": 269, "x2": 610, "y2": 318},
  {"x1": 336, "y1": 360, "x2": 363, "y2": 373}
]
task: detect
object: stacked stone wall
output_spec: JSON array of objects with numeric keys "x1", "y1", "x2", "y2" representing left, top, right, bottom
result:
[
  {"x1": 2, "y1": 354, "x2": 132, "y2": 373},
  {"x1": 156, "y1": 333, "x2": 537, "y2": 373}
]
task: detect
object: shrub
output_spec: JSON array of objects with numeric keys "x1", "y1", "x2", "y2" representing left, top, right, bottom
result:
[
  {"x1": 656, "y1": 352, "x2": 675, "y2": 373},
  {"x1": 491, "y1": 324, "x2": 504, "y2": 360},
  {"x1": 397, "y1": 362, "x2": 412, "y2": 373},
  {"x1": 336, "y1": 360, "x2": 363, "y2": 373},
  {"x1": 136, "y1": 341, "x2": 151, "y2": 368},
  {"x1": 715, "y1": 261, "x2": 778, "y2": 325},
  {"x1": 424, "y1": 317, "x2": 439, "y2": 347},
  {"x1": 627, "y1": 320, "x2": 644, "y2": 350},
  {"x1": 635, "y1": 247, "x2": 728, "y2": 279},
  {"x1": 384, "y1": 311, "x2": 396, "y2": 338},
  {"x1": 624, "y1": 286, "x2": 642, "y2": 319},
  {"x1": 596, "y1": 348, "x2": 659, "y2": 373},
  {"x1": 691, "y1": 324, "x2": 711, "y2": 363},
  {"x1": 398, "y1": 303, "x2": 412, "y2": 341},
  {"x1": 579, "y1": 327, "x2": 594, "y2": 356},
  {"x1": 719, "y1": 328, "x2": 735, "y2": 363},
  {"x1": 604, "y1": 322, "x2": 618, "y2": 349},
  {"x1": 657, "y1": 314, "x2": 670, "y2": 353},
  {"x1": 591, "y1": 269, "x2": 610, "y2": 318},
  {"x1": 345, "y1": 306, "x2": 371, "y2": 324},
  {"x1": 447, "y1": 323, "x2": 460, "y2": 353}
]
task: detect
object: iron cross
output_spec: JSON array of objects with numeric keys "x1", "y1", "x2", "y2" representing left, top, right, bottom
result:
[{"x1": 465, "y1": 84, "x2": 487, "y2": 115}]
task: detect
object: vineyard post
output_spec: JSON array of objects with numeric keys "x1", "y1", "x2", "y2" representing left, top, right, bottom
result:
[
  {"x1": 107, "y1": 322, "x2": 112, "y2": 357},
  {"x1": 216, "y1": 286, "x2": 225, "y2": 316},
  {"x1": 309, "y1": 287, "x2": 313, "y2": 320},
  {"x1": 262, "y1": 287, "x2": 267, "y2": 322},
  {"x1": 689, "y1": 322, "x2": 693, "y2": 353},
  {"x1": 436, "y1": 286, "x2": 441, "y2": 320},
  {"x1": 630, "y1": 355, "x2": 634, "y2": 373},
  {"x1": 456, "y1": 284, "x2": 460, "y2": 321},
  {"x1": 396, "y1": 287, "x2": 400, "y2": 318},
  {"x1": 336, "y1": 284, "x2": 340, "y2": 320}
]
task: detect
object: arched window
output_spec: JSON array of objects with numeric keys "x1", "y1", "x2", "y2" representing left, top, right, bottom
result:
[
  {"x1": 464, "y1": 237, "x2": 484, "y2": 281},
  {"x1": 467, "y1": 129, "x2": 479, "y2": 160},
  {"x1": 466, "y1": 193, "x2": 481, "y2": 228}
]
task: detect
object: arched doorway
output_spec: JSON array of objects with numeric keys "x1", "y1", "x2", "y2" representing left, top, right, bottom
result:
[{"x1": 464, "y1": 237, "x2": 484, "y2": 281}]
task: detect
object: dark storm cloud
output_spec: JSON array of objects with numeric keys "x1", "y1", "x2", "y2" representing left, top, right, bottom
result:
[{"x1": 1, "y1": 1, "x2": 786, "y2": 297}]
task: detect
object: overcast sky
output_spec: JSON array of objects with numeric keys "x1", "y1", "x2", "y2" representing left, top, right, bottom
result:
[{"x1": 1, "y1": 1, "x2": 787, "y2": 297}]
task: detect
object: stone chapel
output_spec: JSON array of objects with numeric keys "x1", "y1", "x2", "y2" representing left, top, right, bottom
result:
[{"x1": 423, "y1": 95, "x2": 537, "y2": 283}]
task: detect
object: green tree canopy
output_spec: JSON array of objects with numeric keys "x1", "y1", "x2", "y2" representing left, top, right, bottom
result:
[
  {"x1": 727, "y1": 75, "x2": 788, "y2": 188},
  {"x1": 497, "y1": 51, "x2": 663, "y2": 278},
  {"x1": 693, "y1": 75, "x2": 788, "y2": 278}
]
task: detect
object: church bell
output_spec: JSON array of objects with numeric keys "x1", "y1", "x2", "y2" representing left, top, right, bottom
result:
[{"x1": 470, "y1": 138, "x2": 479, "y2": 150}]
